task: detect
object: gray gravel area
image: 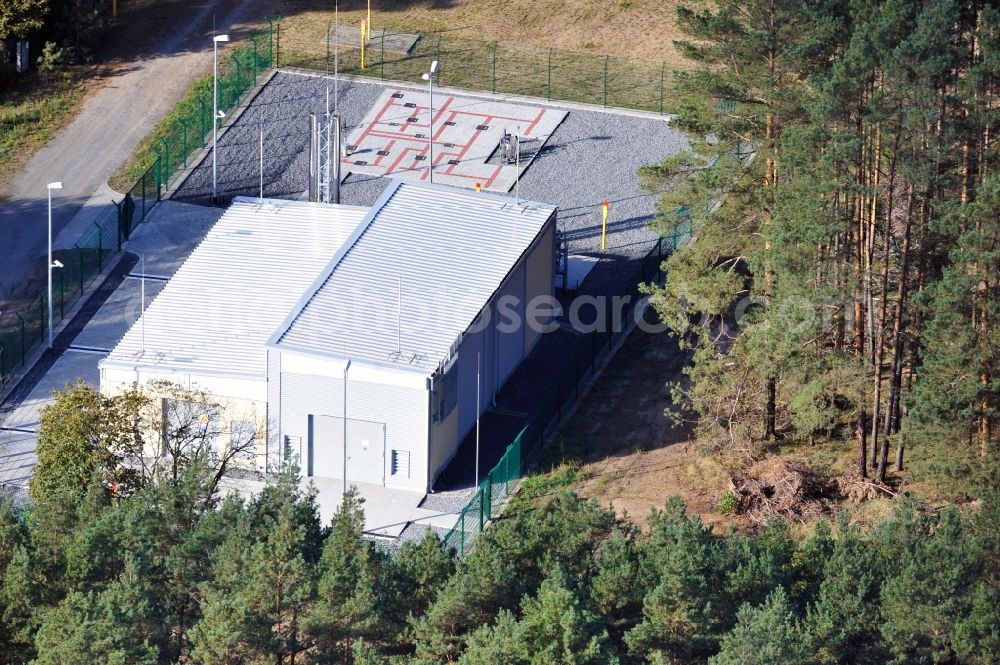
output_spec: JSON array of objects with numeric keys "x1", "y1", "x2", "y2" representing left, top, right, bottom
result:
[
  {"x1": 173, "y1": 73, "x2": 387, "y2": 205},
  {"x1": 173, "y1": 71, "x2": 688, "y2": 296},
  {"x1": 170, "y1": 70, "x2": 691, "y2": 505}
]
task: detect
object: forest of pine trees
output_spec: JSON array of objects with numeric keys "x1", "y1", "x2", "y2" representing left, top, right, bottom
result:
[
  {"x1": 0, "y1": 0, "x2": 998, "y2": 663},
  {"x1": 1, "y1": 449, "x2": 998, "y2": 664},
  {"x1": 648, "y1": 0, "x2": 998, "y2": 492}
]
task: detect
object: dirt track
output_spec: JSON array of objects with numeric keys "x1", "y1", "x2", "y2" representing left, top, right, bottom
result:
[{"x1": 0, "y1": 0, "x2": 266, "y2": 306}]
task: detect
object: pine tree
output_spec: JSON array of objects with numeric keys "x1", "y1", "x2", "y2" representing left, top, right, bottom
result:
[
  {"x1": 459, "y1": 567, "x2": 619, "y2": 665},
  {"x1": 879, "y1": 506, "x2": 981, "y2": 663},
  {"x1": 709, "y1": 587, "x2": 811, "y2": 665},
  {"x1": 625, "y1": 498, "x2": 725, "y2": 661},
  {"x1": 305, "y1": 487, "x2": 384, "y2": 661}
]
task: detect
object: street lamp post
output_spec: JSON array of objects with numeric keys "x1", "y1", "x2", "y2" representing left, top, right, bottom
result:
[
  {"x1": 46, "y1": 181, "x2": 63, "y2": 350},
  {"x1": 213, "y1": 34, "x2": 231, "y2": 203},
  {"x1": 421, "y1": 60, "x2": 439, "y2": 183}
]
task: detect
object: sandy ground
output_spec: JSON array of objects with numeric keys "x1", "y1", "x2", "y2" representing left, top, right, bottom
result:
[
  {"x1": 555, "y1": 315, "x2": 738, "y2": 531},
  {"x1": 274, "y1": 0, "x2": 694, "y2": 65}
]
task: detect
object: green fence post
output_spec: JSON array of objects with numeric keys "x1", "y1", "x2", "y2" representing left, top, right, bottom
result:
[
  {"x1": 659, "y1": 63, "x2": 665, "y2": 115},
  {"x1": 547, "y1": 48, "x2": 553, "y2": 100},
  {"x1": 276, "y1": 22, "x2": 280, "y2": 68},
  {"x1": 199, "y1": 97, "x2": 207, "y2": 147},
  {"x1": 160, "y1": 138, "x2": 169, "y2": 188},
  {"x1": 253, "y1": 35, "x2": 259, "y2": 80},
  {"x1": 75, "y1": 245, "x2": 83, "y2": 293},
  {"x1": 478, "y1": 487, "x2": 485, "y2": 530},
  {"x1": 603, "y1": 55, "x2": 609, "y2": 107},
  {"x1": 58, "y1": 270, "x2": 64, "y2": 320},
  {"x1": 37, "y1": 292, "x2": 43, "y2": 342},
  {"x1": 326, "y1": 20, "x2": 331, "y2": 74},
  {"x1": 503, "y1": 449, "x2": 509, "y2": 494},
  {"x1": 459, "y1": 508, "x2": 465, "y2": 556},
  {"x1": 380, "y1": 27, "x2": 385, "y2": 81},
  {"x1": 491, "y1": 42, "x2": 497, "y2": 94},
  {"x1": 141, "y1": 173, "x2": 146, "y2": 225},
  {"x1": 182, "y1": 121, "x2": 188, "y2": 168},
  {"x1": 92, "y1": 221, "x2": 102, "y2": 272},
  {"x1": 436, "y1": 35, "x2": 442, "y2": 83},
  {"x1": 265, "y1": 16, "x2": 273, "y2": 64}
]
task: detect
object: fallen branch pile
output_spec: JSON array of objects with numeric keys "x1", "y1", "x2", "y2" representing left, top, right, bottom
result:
[{"x1": 728, "y1": 457, "x2": 838, "y2": 525}]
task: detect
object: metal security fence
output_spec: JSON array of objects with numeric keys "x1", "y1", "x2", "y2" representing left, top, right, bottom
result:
[
  {"x1": 283, "y1": 29, "x2": 671, "y2": 115},
  {"x1": 442, "y1": 227, "x2": 692, "y2": 557},
  {"x1": 0, "y1": 27, "x2": 273, "y2": 395},
  {"x1": 0, "y1": 163, "x2": 157, "y2": 394},
  {"x1": 155, "y1": 24, "x2": 275, "y2": 190}
]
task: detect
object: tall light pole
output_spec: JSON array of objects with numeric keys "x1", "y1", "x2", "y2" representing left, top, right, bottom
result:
[
  {"x1": 46, "y1": 181, "x2": 62, "y2": 350},
  {"x1": 212, "y1": 34, "x2": 230, "y2": 203},
  {"x1": 421, "y1": 60, "x2": 439, "y2": 183},
  {"x1": 343, "y1": 359, "x2": 351, "y2": 496}
]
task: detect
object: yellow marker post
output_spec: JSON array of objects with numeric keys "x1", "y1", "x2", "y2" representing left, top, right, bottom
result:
[
  {"x1": 361, "y1": 21, "x2": 367, "y2": 69},
  {"x1": 600, "y1": 200, "x2": 610, "y2": 250},
  {"x1": 367, "y1": 0, "x2": 372, "y2": 40},
  {"x1": 475, "y1": 182, "x2": 482, "y2": 193}
]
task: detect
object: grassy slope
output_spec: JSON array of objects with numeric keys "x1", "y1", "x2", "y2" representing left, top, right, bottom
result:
[
  {"x1": 273, "y1": 0, "x2": 692, "y2": 65},
  {"x1": 0, "y1": 73, "x2": 86, "y2": 196}
]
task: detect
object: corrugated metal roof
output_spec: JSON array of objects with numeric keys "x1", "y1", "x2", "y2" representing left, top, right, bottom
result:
[
  {"x1": 101, "y1": 198, "x2": 368, "y2": 378},
  {"x1": 270, "y1": 180, "x2": 557, "y2": 375}
]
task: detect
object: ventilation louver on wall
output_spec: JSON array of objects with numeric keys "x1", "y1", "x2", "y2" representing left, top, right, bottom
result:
[{"x1": 391, "y1": 449, "x2": 411, "y2": 478}]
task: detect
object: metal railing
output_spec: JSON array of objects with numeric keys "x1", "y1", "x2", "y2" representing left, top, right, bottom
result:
[{"x1": 282, "y1": 28, "x2": 671, "y2": 115}]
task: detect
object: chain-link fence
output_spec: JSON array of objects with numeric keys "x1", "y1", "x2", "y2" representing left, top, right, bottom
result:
[
  {"x1": 0, "y1": 164, "x2": 157, "y2": 393},
  {"x1": 282, "y1": 28, "x2": 670, "y2": 115},
  {"x1": 0, "y1": 26, "x2": 273, "y2": 396},
  {"x1": 442, "y1": 225, "x2": 692, "y2": 557},
  {"x1": 154, "y1": 24, "x2": 275, "y2": 189}
]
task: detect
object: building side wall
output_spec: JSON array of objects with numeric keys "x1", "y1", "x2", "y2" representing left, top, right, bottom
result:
[
  {"x1": 524, "y1": 224, "x2": 555, "y2": 353},
  {"x1": 266, "y1": 350, "x2": 282, "y2": 473},
  {"x1": 427, "y1": 214, "x2": 557, "y2": 488},
  {"x1": 277, "y1": 367, "x2": 429, "y2": 491},
  {"x1": 100, "y1": 368, "x2": 268, "y2": 471}
]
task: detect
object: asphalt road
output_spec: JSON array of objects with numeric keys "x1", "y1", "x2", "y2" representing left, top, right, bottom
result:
[{"x1": 0, "y1": 0, "x2": 264, "y2": 307}]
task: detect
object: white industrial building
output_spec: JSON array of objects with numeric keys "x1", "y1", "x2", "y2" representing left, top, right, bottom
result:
[
  {"x1": 267, "y1": 180, "x2": 557, "y2": 492},
  {"x1": 101, "y1": 180, "x2": 557, "y2": 494},
  {"x1": 99, "y1": 197, "x2": 369, "y2": 464}
]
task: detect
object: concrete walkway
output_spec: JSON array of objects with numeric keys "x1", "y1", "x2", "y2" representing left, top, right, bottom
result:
[{"x1": 0, "y1": 201, "x2": 221, "y2": 490}]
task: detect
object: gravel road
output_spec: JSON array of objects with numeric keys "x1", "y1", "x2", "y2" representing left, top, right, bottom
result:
[{"x1": 0, "y1": 0, "x2": 266, "y2": 307}]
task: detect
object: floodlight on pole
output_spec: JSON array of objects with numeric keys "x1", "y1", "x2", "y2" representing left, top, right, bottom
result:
[
  {"x1": 46, "y1": 181, "x2": 63, "y2": 350},
  {"x1": 421, "y1": 60, "x2": 439, "y2": 183},
  {"x1": 212, "y1": 34, "x2": 230, "y2": 203}
]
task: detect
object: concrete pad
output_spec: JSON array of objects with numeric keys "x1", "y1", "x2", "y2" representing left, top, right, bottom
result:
[
  {"x1": 71, "y1": 276, "x2": 166, "y2": 352},
  {"x1": 0, "y1": 349, "x2": 101, "y2": 432},
  {"x1": 328, "y1": 26, "x2": 419, "y2": 54},
  {"x1": 344, "y1": 87, "x2": 566, "y2": 192},
  {"x1": 565, "y1": 255, "x2": 601, "y2": 290},
  {"x1": 0, "y1": 429, "x2": 37, "y2": 490},
  {"x1": 220, "y1": 473, "x2": 459, "y2": 539},
  {"x1": 124, "y1": 201, "x2": 222, "y2": 279}
]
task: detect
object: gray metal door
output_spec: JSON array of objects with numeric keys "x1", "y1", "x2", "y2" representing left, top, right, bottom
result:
[
  {"x1": 309, "y1": 415, "x2": 344, "y2": 479},
  {"x1": 346, "y1": 420, "x2": 386, "y2": 485}
]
